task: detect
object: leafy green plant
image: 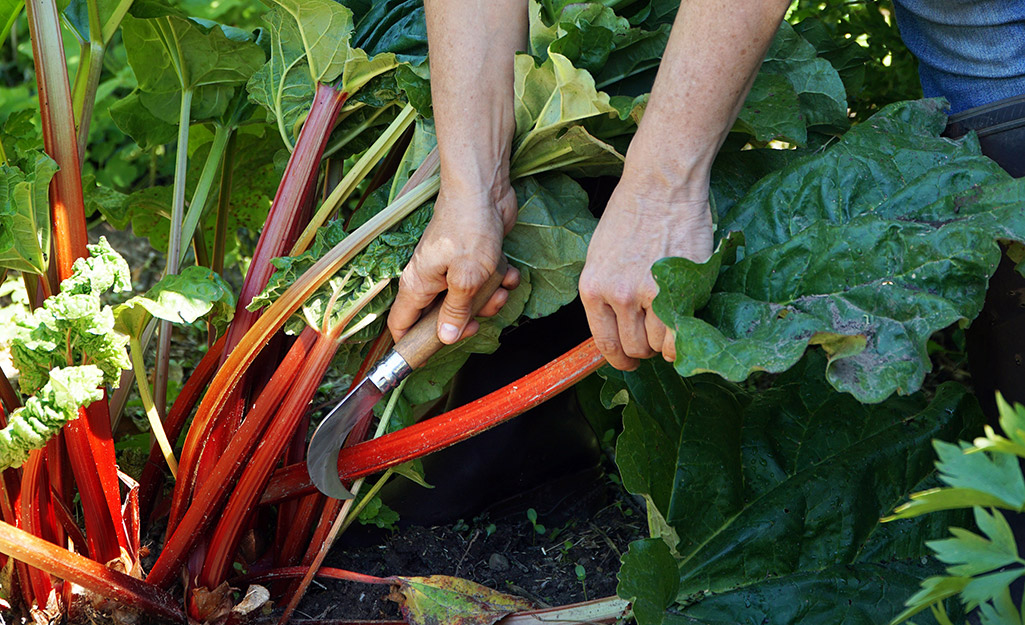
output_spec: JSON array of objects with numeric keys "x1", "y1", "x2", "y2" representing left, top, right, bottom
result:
[{"x1": 886, "y1": 394, "x2": 1025, "y2": 623}]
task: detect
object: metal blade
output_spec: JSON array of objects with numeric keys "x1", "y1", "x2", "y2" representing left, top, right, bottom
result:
[{"x1": 307, "y1": 378, "x2": 383, "y2": 499}]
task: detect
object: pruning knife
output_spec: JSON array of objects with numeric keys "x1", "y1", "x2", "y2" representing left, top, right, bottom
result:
[{"x1": 306, "y1": 258, "x2": 509, "y2": 499}]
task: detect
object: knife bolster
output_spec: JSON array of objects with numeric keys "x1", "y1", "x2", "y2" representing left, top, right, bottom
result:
[{"x1": 368, "y1": 350, "x2": 412, "y2": 393}]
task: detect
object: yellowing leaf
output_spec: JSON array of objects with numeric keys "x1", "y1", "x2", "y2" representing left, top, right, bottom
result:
[{"x1": 388, "y1": 575, "x2": 534, "y2": 625}]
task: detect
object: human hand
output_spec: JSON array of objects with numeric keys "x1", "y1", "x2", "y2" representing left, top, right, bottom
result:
[
  {"x1": 388, "y1": 184, "x2": 521, "y2": 345},
  {"x1": 579, "y1": 179, "x2": 714, "y2": 371}
]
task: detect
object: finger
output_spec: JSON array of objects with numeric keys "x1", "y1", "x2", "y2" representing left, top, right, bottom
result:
[
  {"x1": 437, "y1": 264, "x2": 490, "y2": 344},
  {"x1": 644, "y1": 308, "x2": 667, "y2": 356},
  {"x1": 456, "y1": 319, "x2": 480, "y2": 341},
  {"x1": 663, "y1": 327, "x2": 677, "y2": 362},
  {"x1": 477, "y1": 288, "x2": 509, "y2": 318},
  {"x1": 501, "y1": 265, "x2": 520, "y2": 290},
  {"x1": 389, "y1": 263, "x2": 446, "y2": 341},
  {"x1": 584, "y1": 300, "x2": 637, "y2": 371},
  {"x1": 615, "y1": 305, "x2": 656, "y2": 360}
]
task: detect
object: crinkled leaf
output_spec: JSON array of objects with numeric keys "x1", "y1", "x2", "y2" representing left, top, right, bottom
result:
[
  {"x1": 252, "y1": 206, "x2": 432, "y2": 336},
  {"x1": 610, "y1": 351, "x2": 982, "y2": 624},
  {"x1": 0, "y1": 152, "x2": 56, "y2": 275},
  {"x1": 732, "y1": 21, "x2": 848, "y2": 145},
  {"x1": 0, "y1": 366, "x2": 104, "y2": 471},
  {"x1": 655, "y1": 99, "x2": 1024, "y2": 403},
  {"x1": 10, "y1": 238, "x2": 131, "y2": 395},
  {"x1": 388, "y1": 575, "x2": 534, "y2": 625},
  {"x1": 509, "y1": 52, "x2": 624, "y2": 179},
  {"x1": 60, "y1": 236, "x2": 132, "y2": 297},
  {"x1": 505, "y1": 174, "x2": 597, "y2": 319},
  {"x1": 114, "y1": 266, "x2": 235, "y2": 338},
  {"x1": 270, "y1": 0, "x2": 356, "y2": 84}
]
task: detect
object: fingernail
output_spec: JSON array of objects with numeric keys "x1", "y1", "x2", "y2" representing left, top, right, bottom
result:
[{"x1": 439, "y1": 323, "x2": 459, "y2": 343}]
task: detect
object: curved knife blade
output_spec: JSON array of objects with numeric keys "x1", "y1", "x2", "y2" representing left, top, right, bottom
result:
[{"x1": 306, "y1": 378, "x2": 383, "y2": 499}]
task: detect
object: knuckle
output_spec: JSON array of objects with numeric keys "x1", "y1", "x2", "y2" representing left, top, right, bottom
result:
[
  {"x1": 608, "y1": 285, "x2": 635, "y2": 308},
  {"x1": 593, "y1": 335, "x2": 622, "y2": 356}
]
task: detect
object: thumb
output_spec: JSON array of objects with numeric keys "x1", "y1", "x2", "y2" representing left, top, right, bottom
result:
[{"x1": 437, "y1": 265, "x2": 488, "y2": 344}]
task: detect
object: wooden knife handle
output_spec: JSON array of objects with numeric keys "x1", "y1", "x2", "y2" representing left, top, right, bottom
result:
[{"x1": 394, "y1": 257, "x2": 509, "y2": 370}]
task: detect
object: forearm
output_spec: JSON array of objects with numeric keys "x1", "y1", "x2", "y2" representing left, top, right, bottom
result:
[
  {"x1": 425, "y1": 0, "x2": 526, "y2": 200},
  {"x1": 623, "y1": 0, "x2": 790, "y2": 202}
]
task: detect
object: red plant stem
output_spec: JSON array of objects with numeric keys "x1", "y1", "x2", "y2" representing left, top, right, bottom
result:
[
  {"x1": 262, "y1": 339, "x2": 606, "y2": 505},
  {"x1": 0, "y1": 370, "x2": 20, "y2": 413},
  {"x1": 0, "y1": 519, "x2": 184, "y2": 622},
  {"x1": 19, "y1": 453, "x2": 53, "y2": 603},
  {"x1": 275, "y1": 492, "x2": 323, "y2": 571},
  {"x1": 26, "y1": 0, "x2": 88, "y2": 281},
  {"x1": 148, "y1": 329, "x2": 318, "y2": 589},
  {"x1": 49, "y1": 486, "x2": 89, "y2": 555},
  {"x1": 199, "y1": 331, "x2": 342, "y2": 588},
  {"x1": 138, "y1": 335, "x2": 226, "y2": 525},
  {"x1": 64, "y1": 405, "x2": 125, "y2": 563},
  {"x1": 178, "y1": 83, "x2": 347, "y2": 514},
  {"x1": 281, "y1": 331, "x2": 392, "y2": 602},
  {"x1": 238, "y1": 566, "x2": 389, "y2": 586}
]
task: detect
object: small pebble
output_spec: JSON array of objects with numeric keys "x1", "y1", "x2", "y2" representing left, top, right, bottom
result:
[{"x1": 488, "y1": 553, "x2": 510, "y2": 572}]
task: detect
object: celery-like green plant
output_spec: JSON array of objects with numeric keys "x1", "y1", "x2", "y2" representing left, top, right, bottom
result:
[{"x1": 887, "y1": 393, "x2": 1025, "y2": 623}]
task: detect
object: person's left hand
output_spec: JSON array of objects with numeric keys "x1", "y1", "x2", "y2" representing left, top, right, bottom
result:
[{"x1": 578, "y1": 178, "x2": 714, "y2": 371}]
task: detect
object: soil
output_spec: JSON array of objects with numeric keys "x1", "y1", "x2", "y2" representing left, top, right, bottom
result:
[{"x1": 282, "y1": 472, "x2": 645, "y2": 622}]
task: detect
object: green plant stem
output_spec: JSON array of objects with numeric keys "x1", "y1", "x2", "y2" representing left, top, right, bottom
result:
[
  {"x1": 277, "y1": 380, "x2": 406, "y2": 625},
  {"x1": 321, "y1": 102, "x2": 395, "y2": 160},
  {"x1": 128, "y1": 337, "x2": 178, "y2": 477},
  {"x1": 212, "y1": 131, "x2": 237, "y2": 276},
  {"x1": 69, "y1": 0, "x2": 105, "y2": 164},
  {"x1": 109, "y1": 318, "x2": 155, "y2": 431},
  {"x1": 154, "y1": 87, "x2": 194, "y2": 417},
  {"x1": 292, "y1": 103, "x2": 417, "y2": 255},
  {"x1": 178, "y1": 123, "x2": 232, "y2": 267}
]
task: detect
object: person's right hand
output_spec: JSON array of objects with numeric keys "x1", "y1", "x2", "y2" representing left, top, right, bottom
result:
[{"x1": 387, "y1": 184, "x2": 521, "y2": 345}]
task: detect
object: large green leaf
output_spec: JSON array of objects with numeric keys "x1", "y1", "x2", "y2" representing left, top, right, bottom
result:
[
  {"x1": 0, "y1": 152, "x2": 57, "y2": 275},
  {"x1": 733, "y1": 20, "x2": 848, "y2": 145},
  {"x1": 654, "y1": 99, "x2": 1024, "y2": 403},
  {"x1": 247, "y1": 0, "x2": 400, "y2": 145},
  {"x1": 64, "y1": 0, "x2": 134, "y2": 44},
  {"x1": 509, "y1": 52, "x2": 624, "y2": 179},
  {"x1": 505, "y1": 173, "x2": 597, "y2": 319},
  {"x1": 121, "y1": 9, "x2": 264, "y2": 121},
  {"x1": 610, "y1": 352, "x2": 982, "y2": 625}
]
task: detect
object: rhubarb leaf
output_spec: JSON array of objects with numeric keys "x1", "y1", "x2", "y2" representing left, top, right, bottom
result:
[
  {"x1": 505, "y1": 173, "x2": 597, "y2": 319},
  {"x1": 10, "y1": 238, "x2": 132, "y2": 395},
  {"x1": 0, "y1": 365, "x2": 104, "y2": 471},
  {"x1": 121, "y1": 8, "x2": 264, "y2": 121},
  {"x1": 610, "y1": 351, "x2": 982, "y2": 624},
  {"x1": 109, "y1": 92, "x2": 179, "y2": 149},
  {"x1": 653, "y1": 99, "x2": 1022, "y2": 403},
  {"x1": 733, "y1": 20, "x2": 848, "y2": 145},
  {"x1": 114, "y1": 266, "x2": 235, "y2": 339},
  {"x1": 509, "y1": 52, "x2": 624, "y2": 179},
  {"x1": 388, "y1": 575, "x2": 534, "y2": 625},
  {"x1": 0, "y1": 152, "x2": 56, "y2": 275},
  {"x1": 63, "y1": 0, "x2": 134, "y2": 44}
]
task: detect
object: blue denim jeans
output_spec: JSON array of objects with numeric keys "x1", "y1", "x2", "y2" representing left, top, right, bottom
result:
[{"x1": 891, "y1": 0, "x2": 1025, "y2": 113}]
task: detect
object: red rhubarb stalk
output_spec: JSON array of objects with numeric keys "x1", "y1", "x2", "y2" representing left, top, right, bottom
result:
[
  {"x1": 137, "y1": 335, "x2": 226, "y2": 524},
  {"x1": 0, "y1": 519, "x2": 184, "y2": 622},
  {"x1": 27, "y1": 0, "x2": 127, "y2": 568},
  {"x1": 177, "y1": 84, "x2": 347, "y2": 517},
  {"x1": 148, "y1": 328, "x2": 318, "y2": 588},
  {"x1": 199, "y1": 330, "x2": 342, "y2": 588},
  {"x1": 262, "y1": 339, "x2": 605, "y2": 505}
]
